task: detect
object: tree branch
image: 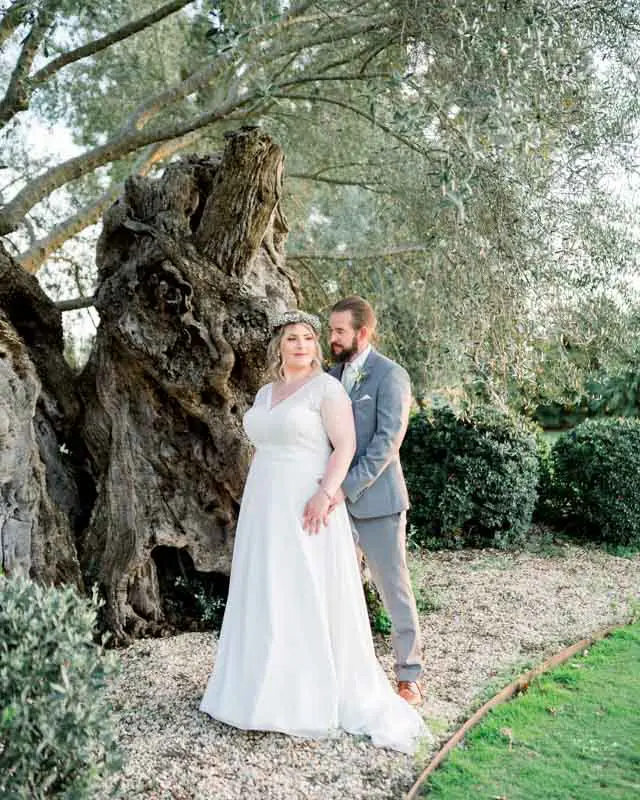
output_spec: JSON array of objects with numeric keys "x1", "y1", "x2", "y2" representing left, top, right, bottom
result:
[
  {"x1": 288, "y1": 244, "x2": 431, "y2": 260},
  {"x1": 56, "y1": 295, "x2": 96, "y2": 312},
  {"x1": 0, "y1": 95, "x2": 257, "y2": 235},
  {"x1": 124, "y1": 17, "x2": 384, "y2": 131},
  {"x1": 18, "y1": 132, "x2": 200, "y2": 273},
  {"x1": 287, "y1": 172, "x2": 393, "y2": 193},
  {"x1": 291, "y1": 158, "x2": 402, "y2": 177},
  {"x1": 0, "y1": 2, "x2": 54, "y2": 126},
  {"x1": 19, "y1": 190, "x2": 119, "y2": 274},
  {"x1": 30, "y1": 0, "x2": 194, "y2": 86},
  {"x1": 0, "y1": 57, "x2": 393, "y2": 234},
  {"x1": 0, "y1": 0, "x2": 30, "y2": 50},
  {"x1": 273, "y1": 91, "x2": 437, "y2": 158},
  {"x1": 276, "y1": 70, "x2": 390, "y2": 88},
  {"x1": 0, "y1": 1, "x2": 195, "y2": 131},
  {"x1": 0, "y1": 6, "x2": 390, "y2": 235}
]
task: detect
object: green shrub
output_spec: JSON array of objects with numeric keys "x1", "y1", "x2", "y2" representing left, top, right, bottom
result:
[
  {"x1": 0, "y1": 577, "x2": 119, "y2": 799},
  {"x1": 547, "y1": 418, "x2": 640, "y2": 546},
  {"x1": 401, "y1": 405, "x2": 539, "y2": 548},
  {"x1": 363, "y1": 581, "x2": 392, "y2": 635},
  {"x1": 533, "y1": 431, "x2": 556, "y2": 523},
  {"x1": 173, "y1": 575, "x2": 226, "y2": 627}
]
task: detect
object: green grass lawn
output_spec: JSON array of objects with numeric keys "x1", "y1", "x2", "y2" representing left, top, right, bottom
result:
[{"x1": 423, "y1": 622, "x2": 640, "y2": 799}]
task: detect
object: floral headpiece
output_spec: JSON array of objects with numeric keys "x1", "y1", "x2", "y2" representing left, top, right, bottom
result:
[{"x1": 271, "y1": 309, "x2": 321, "y2": 335}]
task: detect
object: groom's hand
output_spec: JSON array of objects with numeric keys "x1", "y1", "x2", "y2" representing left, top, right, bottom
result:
[{"x1": 328, "y1": 487, "x2": 346, "y2": 513}]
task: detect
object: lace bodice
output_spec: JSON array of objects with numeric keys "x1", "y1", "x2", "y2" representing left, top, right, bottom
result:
[{"x1": 243, "y1": 373, "x2": 349, "y2": 462}]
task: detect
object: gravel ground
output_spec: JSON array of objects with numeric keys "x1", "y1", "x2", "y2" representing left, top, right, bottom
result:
[{"x1": 98, "y1": 544, "x2": 640, "y2": 800}]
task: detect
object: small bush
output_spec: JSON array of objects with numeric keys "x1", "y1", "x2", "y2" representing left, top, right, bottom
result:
[
  {"x1": 0, "y1": 576, "x2": 119, "y2": 799},
  {"x1": 363, "y1": 580, "x2": 392, "y2": 635},
  {"x1": 533, "y1": 431, "x2": 556, "y2": 523},
  {"x1": 173, "y1": 575, "x2": 226, "y2": 627},
  {"x1": 401, "y1": 405, "x2": 539, "y2": 548},
  {"x1": 546, "y1": 418, "x2": 640, "y2": 546}
]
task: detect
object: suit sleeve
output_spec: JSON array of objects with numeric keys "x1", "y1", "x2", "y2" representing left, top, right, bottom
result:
[{"x1": 342, "y1": 364, "x2": 411, "y2": 503}]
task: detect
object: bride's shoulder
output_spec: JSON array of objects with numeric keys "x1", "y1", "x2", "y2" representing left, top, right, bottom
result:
[
  {"x1": 319, "y1": 371, "x2": 341, "y2": 386},
  {"x1": 253, "y1": 383, "x2": 272, "y2": 403},
  {"x1": 317, "y1": 371, "x2": 348, "y2": 399}
]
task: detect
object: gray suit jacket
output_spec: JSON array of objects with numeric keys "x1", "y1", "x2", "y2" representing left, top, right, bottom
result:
[{"x1": 329, "y1": 349, "x2": 411, "y2": 519}]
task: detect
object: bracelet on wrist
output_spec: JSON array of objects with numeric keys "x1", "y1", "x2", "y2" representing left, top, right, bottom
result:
[{"x1": 319, "y1": 485, "x2": 332, "y2": 501}]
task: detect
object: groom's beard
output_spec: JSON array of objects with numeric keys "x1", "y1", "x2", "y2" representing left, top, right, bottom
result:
[{"x1": 331, "y1": 336, "x2": 359, "y2": 364}]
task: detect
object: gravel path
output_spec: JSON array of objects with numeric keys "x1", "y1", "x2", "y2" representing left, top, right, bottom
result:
[{"x1": 99, "y1": 544, "x2": 639, "y2": 799}]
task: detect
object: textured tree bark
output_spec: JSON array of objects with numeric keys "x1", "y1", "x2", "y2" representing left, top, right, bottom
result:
[
  {"x1": 0, "y1": 128, "x2": 300, "y2": 641},
  {"x1": 78, "y1": 128, "x2": 298, "y2": 639},
  {"x1": 0, "y1": 246, "x2": 83, "y2": 587}
]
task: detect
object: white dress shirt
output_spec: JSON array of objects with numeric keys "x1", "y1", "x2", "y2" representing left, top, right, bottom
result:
[{"x1": 342, "y1": 345, "x2": 371, "y2": 394}]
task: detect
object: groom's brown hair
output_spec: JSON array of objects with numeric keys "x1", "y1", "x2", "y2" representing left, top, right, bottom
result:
[{"x1": 331, "y1": 295, "x2": 377, "y2": 335}]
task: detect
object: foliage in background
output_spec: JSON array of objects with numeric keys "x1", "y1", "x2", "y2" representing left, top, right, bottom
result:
[
  {"x1": 0, "y1": 576, "x2": 119, "y2": 799},
  {"x1": 151, "y1": 546, "x2": 229, "y2": 630},
  {"x1": 507, "y1": 300, "x2": 640, "y2": 426},
  {"x1": 533, "y1": 430, "x2": 556, "y2": 523},
  {"x1": 532, "y1": 365, "x2": 640, "y2": 429},
  {"x1": 543, "y1": 418, "x2": 640, "y2": 547},
  {"x1": 401, "y1": 404, "x2": 539, "y2": 549},
  {"x1": 170, "y1": 575, "x2": 226, "y2": 628},
  {"x1": 2, "y1": 2, "x2": 640, "y2": 401}
]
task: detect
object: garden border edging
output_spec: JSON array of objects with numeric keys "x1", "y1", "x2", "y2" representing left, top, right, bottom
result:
[{"x1": 406, "y1": 619, "x2": 634, "y2": 799}]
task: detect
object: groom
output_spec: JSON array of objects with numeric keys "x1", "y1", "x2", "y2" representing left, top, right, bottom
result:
[{"x1": 328, "y1": 296, "x2": 423, "y2": 705}]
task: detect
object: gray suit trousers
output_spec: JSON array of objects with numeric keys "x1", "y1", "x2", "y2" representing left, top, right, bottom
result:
[{"x1": 352, "y1": 511, "x2": 423, "y2": 682}]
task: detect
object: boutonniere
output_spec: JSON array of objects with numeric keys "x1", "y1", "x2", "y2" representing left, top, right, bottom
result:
[{"x1": 352, "y1": 367, "x2": 368, "y2": 390}]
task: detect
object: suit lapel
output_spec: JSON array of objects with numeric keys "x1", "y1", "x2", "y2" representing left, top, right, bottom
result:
[
  {"x1": 349, "y1": 349, "x2": 377, "y2": 398},
  {"x1": 329, "y1": 350, "x2": 378, "y2": 396}
]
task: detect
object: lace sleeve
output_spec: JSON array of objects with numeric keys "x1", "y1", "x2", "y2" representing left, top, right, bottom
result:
[
  {"x1": 318, "y1": 375, "x2": 356, "y2": 495},
  {"x1": 319, "y1": 376, "x2": 353, "y2": 440},
  {"x1": 252, "y1": 383, "x2": 271, "y2": 408},
  {"x1": 320, "y1": 374, "x2": 349, "y2": 405}
]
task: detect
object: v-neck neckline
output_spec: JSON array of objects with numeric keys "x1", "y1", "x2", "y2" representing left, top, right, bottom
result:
[{"x1": 268, "y1": 372, "x2": 323, "y2": 412}]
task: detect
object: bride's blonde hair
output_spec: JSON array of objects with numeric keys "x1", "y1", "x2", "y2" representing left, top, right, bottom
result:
[{"x1": 266, "y1": 322, "x2": 323, "y2": 381}]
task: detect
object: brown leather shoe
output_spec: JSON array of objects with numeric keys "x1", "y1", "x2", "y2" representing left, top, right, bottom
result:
[{"x1": 397, "y1": 680, "x2": 424, "y2": 706}]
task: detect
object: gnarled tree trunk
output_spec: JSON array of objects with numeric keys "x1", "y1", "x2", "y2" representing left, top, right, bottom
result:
[
  {"x1": 79, "y1": 128, "x2": 298, "y2": 639},
  {"x1": 0, "y1": 247, "x2": 83, "y2": 587},
  {"x1": 0, "y1": 128, "x2": 301, "y2": 640}
]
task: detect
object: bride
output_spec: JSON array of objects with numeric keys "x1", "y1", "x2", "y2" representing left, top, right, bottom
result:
[{"x1": 199, "y1": 310, "x2": 428, "y2": 753}]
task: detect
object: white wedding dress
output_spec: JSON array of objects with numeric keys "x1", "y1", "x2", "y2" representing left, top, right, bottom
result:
[{"x1": 200, "y1": 372, "x2": 427, "y2": 753}]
